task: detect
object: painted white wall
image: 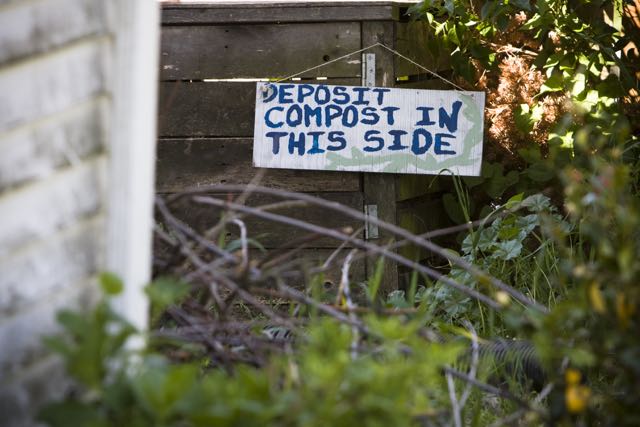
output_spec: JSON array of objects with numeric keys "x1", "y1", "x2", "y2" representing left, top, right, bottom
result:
[{"x1": 0, "y1": 1, "x2": 159, "y2": 425}]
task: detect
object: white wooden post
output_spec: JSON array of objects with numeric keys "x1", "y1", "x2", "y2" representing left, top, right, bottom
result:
[{"x1": 106, "y1": 0, "x2": 160, "y2": 331}]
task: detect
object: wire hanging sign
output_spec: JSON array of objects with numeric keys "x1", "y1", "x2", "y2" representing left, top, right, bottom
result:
[{"x1": 253, "y1": 42, "x2": 485, "y2": 176}]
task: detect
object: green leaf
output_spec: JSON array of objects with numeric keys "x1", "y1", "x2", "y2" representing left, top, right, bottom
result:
[
  {"x1": 571, "y1": 72, "x2": 586, "y2": 97},
  {"x1": 539, "y1": 73, "x2": 564, "y2": 94},
  {"x1": 511, "y1": 0, "x2": 531, "y2": 11},
  {"x1": 367, "y1": 257, "x2": 385, "y2": 302},
  {"x1": 444, "y1": 0, "x2": 455, "y2": 15},
  {"x1": 521, "y1": 194, "x2": 552, "y2": 212},
  {"x1": 225, "y1": 237, "x2": 266, "y2": 253},
  {"x1": 447, "y1": 24, "x2": 460, "y2": 46},
  {"x1": 99, "y1": 272, "x2": 123, "y2": 296},
  {"x1": 505, "y1": 192, "x2": 524, "y2": 209},
  {"x1": 515, "y1": 104, "x2": 534, "y2": 134},
  {"x1": 493, "y1": 240, "x2": 523, "y2": 260},
  {"x1": 39, "y1": 402, "x2": 108, "y2": 427},
  {"x1": 133, "y1": 359, "x2": 199, "y2": 421},
  {"x1": 543, "y1": 52, "x2": 564, "y2": 69},
  {"x1": 567, "y1": 347, "x2": 596, "y2": 367},
  {"x1": 526, "y1": 161, "x2": 555, "y2": 182},
  {"x1": 486, "y1": 170, "x2": 519, "y2": 199},
  {"x1": 145, "y1": 277, "x2": 190, "y2": 312}
]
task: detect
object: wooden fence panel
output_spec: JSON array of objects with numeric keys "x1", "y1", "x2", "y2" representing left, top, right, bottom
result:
[
  {"x1": 156, "y1": 138, "x2": 361, "y2": 193},
  {"x1": 161, "y1": 191, "x2": 364, "y2": 249},
  {"x1": 394, "y1": 21, "x2": 451, "y2": 78},
  {"x1": 162, "y1": 3, "x2": 397, "y2": 25},
  {"x1": 160, "y1": 23, "x2": 361, "y2": 80},
  {"x1": 158, "y1": 79, "x2": 361, "y2": 137}
]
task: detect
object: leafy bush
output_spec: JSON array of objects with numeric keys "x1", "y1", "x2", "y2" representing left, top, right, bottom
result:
[{"x1": 40, "y1": 276, "x2": 466, "y2": 427}]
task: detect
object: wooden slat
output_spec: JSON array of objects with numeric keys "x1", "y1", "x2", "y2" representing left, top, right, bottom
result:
[
  {"x1": 158, "y1": 81, "x2": 255, "y2": 137},
  {"x1": 158, "y1": 79, "x2": 361, "y2": 137},
  {"x1": 158, "y1": 192, "x2": 364, "y2": 249},
  {"x1": 160, "y1": 23, "x2": 361, "y2": 80},
  {"x1": 0, "y1": 218, "x2": 102, "y2": 317},
  {"x1": 0, "y1": 99, "x2": 106, "y2": 193},
  {"x1": 0, "y1": 39, "x2": 107, "y2": 133},
  {"x1": 0, "y1": 0, "x2": 106, "y2": 66},
  {"x1": 0, "y1": 157, "x2": 105, "y2": 259},
  {"x1": 161, "y1": 2, "x2": 400, "y2": 24},
  {"x1": 362, "y1": 20, "x2": 398, "y2": 294},
  {"x1": 156, "y1": 138, "x2": 361, "y2": 193},
  {"x1": 395, "y1": 174, "x2": 445, "y2": 201},
  {"x1": 394, "y1": 21, "x2": 451, "y2": 78}
]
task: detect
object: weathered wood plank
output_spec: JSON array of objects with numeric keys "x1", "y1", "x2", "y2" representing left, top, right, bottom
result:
[
  {"x1": 0, "y1": 157, "x2": 105, "y2": 259},
  {"x1": 161, "y1": 2, "x2": 399, "y2": 24},
  {"x1": 158, "y1": 191, "x2": 364, "y2": 249},
  {"x1": 396, "y1": 174, "x2": 445, "y2": 201},
  {"x1": 156, "y1": 138, "x2": 361, "y2": 193},
  {"x1": 362, "y1": 20, "x2": 399, "y2": 294},
  {"x1": 158, "y1": 81, "x2": 255, "y2": 137},
  {"x1": 160, "y1": 23, "x2": 361, "y2": 80},
  {"x1": 0, "y1": 217, "x2": 102, "y2": 317},
  {"x1": 0, "y1": 99, "x2": 106, "y2": 193},
  {"x1": 394, "y1": 20, "x2": 451, "y2": 78},
  {"x1": 0, "y1": 39, "x2": 108, "y2": 133},
  {"x1": 0, "y1": 0, "x2": 106, "y2": 66},
  {"x1": 158, "y1": 79, "x2": 360, "y2": 137}
]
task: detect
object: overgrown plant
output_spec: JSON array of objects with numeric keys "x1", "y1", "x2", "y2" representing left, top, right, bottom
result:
[{"x1": 420, "y1": 192, "x2": 571, "y2": 335}]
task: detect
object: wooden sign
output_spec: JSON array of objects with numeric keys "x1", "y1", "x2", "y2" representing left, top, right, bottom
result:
[{"x1": 253, "y1": 82, "x2": 485, "y2": 176}]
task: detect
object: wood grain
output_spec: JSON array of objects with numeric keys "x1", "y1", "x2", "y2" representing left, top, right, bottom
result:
[
  {"x1": 158, "y1": 191, "x2": 364, "y2": 249},
  {"x1": 160, "y1": 23, "x2": 361, "y2": 80},
  {"x1": 0, "y1": 157, "x2": 105, "y2": 258},
  {"x1": 0, "y1": 0, "x2": 106, "y2": 66},
  {"x1": 0, "y1": 99, "x2": 106, "y2": 193},
  {"x1": 0, "y1": 218, "x2": 102, "y2": 317},
  {"x1": 156, "y1": 138, "x2": 361, "y2": 193},
  {"x1": 161, "y1": 2, "x2": 399, "y2": 25},
  {"x1": 394, "y1": 21, "x2": 451, "y2": 78},
  {"x1": 158, "y1": 79, "x2": 361, "y2": 137},
  {"x1": 0, "y1": 40, "x2": 107, "y2": 133},
  {"x1": 362, "y1": 20, "x2": 399, "y2": 293}
]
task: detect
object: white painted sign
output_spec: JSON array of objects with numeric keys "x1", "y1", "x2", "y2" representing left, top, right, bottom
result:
[{"x1": 253, "y1": 82, "x2": 485, "y2": 176}]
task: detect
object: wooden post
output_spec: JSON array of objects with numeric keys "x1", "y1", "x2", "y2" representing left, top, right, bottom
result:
[
  {"x1": 106, "y1": 0, "x2": 160, "y2": 331},
  {"x1": 362, "y1": 20, "x2": 399, "y2": 295}
]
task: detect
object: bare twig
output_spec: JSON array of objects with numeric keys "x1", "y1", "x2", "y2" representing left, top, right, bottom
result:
[
  {"x1": 193, "y1": 195, "x2": 502, "y2": 310},
  {"x1": 446, "y1": 371, "x2": 463, "y2": 427},
  {"x1": 189, "y1": 185, "x2": 547, "y2": 313},
  {"x1": 340, "y1": 249, "x2": 360, "y2": 359},
  {"x1": 458, "y1": 320, "x2": 480, "y2": 410}
]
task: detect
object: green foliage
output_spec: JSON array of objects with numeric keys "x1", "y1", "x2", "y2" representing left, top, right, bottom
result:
[
  {"x1": 410, "y1": 0, "x2": 635, "y2": 227},
  {"x1": 145, "y1": 277, "x2": 190, "y2": 323},
  {"x1": 532, "y1": 156, "x2": 640, "y2": 425},
  {"x1": 40, "y1": 2, "x2": 640, "y2": 425},
  {"x1": 420, "y1": 193, "x2": 570, "y2": 334},
  {"x1": 40, "y1": 281, "x2": 464, "y2": 427},
  {"x1": 43, "y1": 275, "x2": 136, "y2": 392}
]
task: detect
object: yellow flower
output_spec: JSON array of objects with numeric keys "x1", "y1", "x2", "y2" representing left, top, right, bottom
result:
[
  {"x1": 588, "y1": 282, "x2": 606, "y2": 314},
  {"x1": 565, "y1": 384, "x2": 591, "y2": 414},
  {"x1": 565, "y1": 368, "x2": 582, "y2": 386}
]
